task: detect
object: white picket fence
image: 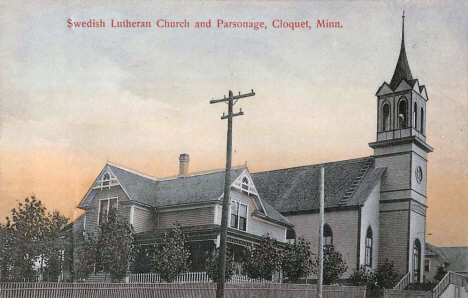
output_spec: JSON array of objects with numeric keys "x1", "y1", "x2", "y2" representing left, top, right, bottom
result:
[{"x1": 129, "y1": 272, "x2": 275, "y2": 284}]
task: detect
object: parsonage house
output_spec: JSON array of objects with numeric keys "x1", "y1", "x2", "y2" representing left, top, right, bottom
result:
[{"x1": 77, "y1": 18, "x2": 463, "y2": 283}]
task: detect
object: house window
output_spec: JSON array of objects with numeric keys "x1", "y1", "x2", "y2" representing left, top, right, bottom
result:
[
  {"x1": 398, "y1": 99, "x2": 407, "y2": 129},
  {"x1": 413, "y1": 102, "x2": 418, "y2": 129},
  {"x1": 365, "y1": 227, "x2": 373, "y2": 267},
  {"x1": 230, "y1": 201, "x2": 247, "y2": 231},
  {"x1": 102, "y1": 173, "x2": 110, "y2": 186},
  {"x1": 424, "y1": 259, "x2": 430, "y2": 272},
  {"x1": 413, "y1": 239, "x2": 421, "y2": 282},
  {"x1": 94, "y1": 171, "x2": 117, "y2": 189},
  {"x1": 286, "y1": 228, "x2": 296, "y2": 244},
  {"x1": 242, "y1": 177, "x2": 249, "y2": 191},
  {"x1": 382, "y1": 103, "x2": 390, "y2": 131},
  {"x1": 324, "y1": 224, "x2": 333, "y2": 254},
  {"x1": 98, "y1": 197, "x2": 118, "y2": 225}
]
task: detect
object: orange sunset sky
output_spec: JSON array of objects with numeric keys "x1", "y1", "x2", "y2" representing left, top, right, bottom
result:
[{"x1": 1, "y1": 1, "x2": 467, "y2": 247}]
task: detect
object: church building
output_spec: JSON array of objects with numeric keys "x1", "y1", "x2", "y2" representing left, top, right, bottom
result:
[{"x1": 78, "y1": 15, "x2": 432, "y2": 282}]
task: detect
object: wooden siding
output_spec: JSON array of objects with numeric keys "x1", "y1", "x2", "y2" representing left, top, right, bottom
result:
[
  {"x1": 411, "y1": 152, "x2": 427, "y2": 201},
  {"x1": 359, "y1": 181, "x2": 380, "y2": 270},
  {"x1": 133, "y1": 206, "x2": 155, "y2": 234},
  {"x1": 378, "y1": 207, "x2": 409, "y2": 275},
  {"x1": 409, "y1": 209, "x2": 426, "y2": 283},
  {"x1": 157, "y1": 207, "x2": 214, "y2": 229},
  {"x1": 424, "y1": 256, "x2": 445, "y2": 282},
  {"x1": 83, "y1": 185, "x2": 130, "y2": 234},
  {"x1": 286, "y1": 210, "x2": 359, "y2": 278},
  {"x1": 375, "y1": 153, "x2": 411, "y2": 193},
  {"x1": 231, "y1": 190, "x2": 286, "y2": 242}
]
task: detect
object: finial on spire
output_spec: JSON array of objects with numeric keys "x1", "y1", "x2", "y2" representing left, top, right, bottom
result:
[
  {"x1": 389, "y1": 10, "x2": 413, "y2": 90},
  {"x1": 402, "y1": 11, "x2": 405, "y2": 44}
]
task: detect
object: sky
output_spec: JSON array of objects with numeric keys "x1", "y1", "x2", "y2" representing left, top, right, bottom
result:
[{"x1": 0, "y1": 1, "x2": 467, "y2": 247}]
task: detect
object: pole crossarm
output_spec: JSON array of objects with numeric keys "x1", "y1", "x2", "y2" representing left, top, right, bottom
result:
[
  {"x1": 221, "y1": 109, "x2": 243, "y2": 120},
  {"x1": 210, "y1": 90, "x2": 255, "y2": 104}
]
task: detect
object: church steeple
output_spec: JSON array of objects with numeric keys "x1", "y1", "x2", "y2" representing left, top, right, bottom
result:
[{"x1": 389, "y1": 11, "x2": 413, "y2": 90}]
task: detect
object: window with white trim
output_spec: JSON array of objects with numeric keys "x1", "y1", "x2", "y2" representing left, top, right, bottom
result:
[
  {"x1": 424, "y1": 259, "x2": 430, "y2": 272},
  {"x1": 230, "y1": 201, "x2": 247, "y2": 231},
  {"x1": 98, "y1": 197, "x2": 118, "y2": 225},
  {"x1": 365, "y1": 227, "x2": 373, "y2": 267}
]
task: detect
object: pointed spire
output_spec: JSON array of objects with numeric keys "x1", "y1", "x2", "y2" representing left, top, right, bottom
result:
[{"x1": 389, "y1": 11, "x2": 413, "y2": 90}]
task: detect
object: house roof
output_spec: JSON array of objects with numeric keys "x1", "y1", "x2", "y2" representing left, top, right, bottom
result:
[
  {"x1": 251, "y1": 157, "x2": 385, "y2": 214},
  {"x1": 426, "y1": 242, "x2": 450, "y2": 264},
  {"x1": 107, "y1": 164, "x2": 245, "y2": 207},
  {"x1": 438, "y1": 246, "x2": 468, "y2": 273},
  {"x1": 81, "y1": 163, "x2": 290, "y2": 226}
]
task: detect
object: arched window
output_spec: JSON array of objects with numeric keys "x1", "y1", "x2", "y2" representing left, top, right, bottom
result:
[
  {"x1": 286, "y1": 228, "x2": 296, "y2": 244},
  {"x1": 382, "y1": 103, "x2": 390, "y2": 131},
  {"x1": 398, "y1": 99, "x2": 407, "y2": 129},
  {"x1": 413, "y1": 102, "x2": 418, "y2": 130},
  {"x1": 420, "y1": 108, "x2": 424, "y2": 134},
  {"x1": 242, "y1": 177, "x2": 249, "y2": 191},
  {"x1": 365, "y1": 227, "x2": 373, "y2": 267},
  {"x1": 413, "y1": 239, "x2": 421, "y2": 282},
  {"x1": 102, "y1": 173, "x2": 110, "y2": 186},
  {"x1": 324, "y1": 224, "x2": 333, "y2": 254}
]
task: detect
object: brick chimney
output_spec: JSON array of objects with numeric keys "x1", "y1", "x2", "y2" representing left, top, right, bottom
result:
[{"x1": 178, "y1": 154, "x2": 190, "y2": 177}]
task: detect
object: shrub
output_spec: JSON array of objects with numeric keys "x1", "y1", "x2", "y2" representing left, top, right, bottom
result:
[
  {"x1": 205, "y1": 247, "x2": 235, "y2": 282},
  {"x1": 282, "y1": 237, "x2": 313, "y2": 283},
  {"x1": 151, "y1": 224, "x2": 191, "y2": 282},
  {"x1": 242, "y1": 234, "x2": 282, "y2": 280}
]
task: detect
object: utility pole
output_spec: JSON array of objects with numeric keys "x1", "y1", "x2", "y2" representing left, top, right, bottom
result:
[
  {"x1": 317, "y1": 166, "x2": 324, "y2": 298},
  {"x1": 210, "y1": 89, "x2": 255, "y2": 298}
]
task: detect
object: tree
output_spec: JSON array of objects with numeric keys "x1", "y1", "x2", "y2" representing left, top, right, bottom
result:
[
  {"x1": 348, "y1": 265, "x2": 372, "y2": 286},
  {"x1": 242, "y1": 234, "x2": 282, "y2": 281},
  {"x1": 0, "y1": 196, "x2": 69, "y2": 281},
  {"x1": 151, "y1": 224, "x2": 191, "y2": 282},
  {"x1": 206, "y1": 247, "x2": 235, "y2": 282},
  {"x1": 312, "y1": 247, "x2": 347, "y2": 285},
  {"x1": 74, "y1": 232, "x2": 98, "y2": 281},
  {"x1": 98, "y1": 211, "x2": 135, "y2": 282},
  {"x1": 373, "y1": 259, "x2": 400, "y2": 289},
  {"x1": 42, "y1": 211, "x2": 69, "y2": 281},
  {"x1": 132, "y1": 245, "x2": 153, "y2": 274},
  {"x1": 282, "y1": 237, "x2": 313, "y2": 283}
]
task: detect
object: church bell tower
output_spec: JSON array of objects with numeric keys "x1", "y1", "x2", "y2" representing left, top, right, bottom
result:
[{"x1": 369, "y1": 13, "x2": 433, "y2": 282}]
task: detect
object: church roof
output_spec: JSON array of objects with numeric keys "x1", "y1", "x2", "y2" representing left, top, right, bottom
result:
[
  {"x1": 251, "y1": 157, "x2": 385, "y2": 214},
  {"x1": 438, "y1": 246, "x2": 468, "y2": 273},
  {"x1": 389, "y1": 13, "x2": 413, "y2": 90}
]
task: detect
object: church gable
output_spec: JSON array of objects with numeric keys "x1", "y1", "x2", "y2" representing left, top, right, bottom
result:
[
  {"x1": 376, "y1": 82, "x2": 393, "y2": 96},
  {"x1": 419, "y1": 86, "x2": 428, "y2": 100},
  {"x1": 394, "y1": 79, "x2": 413, "y2": 93}
]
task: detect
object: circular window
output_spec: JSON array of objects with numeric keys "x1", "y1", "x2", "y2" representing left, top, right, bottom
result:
[{"x1": 415, "y1": 167, "x2": 423, "y2": 184}]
